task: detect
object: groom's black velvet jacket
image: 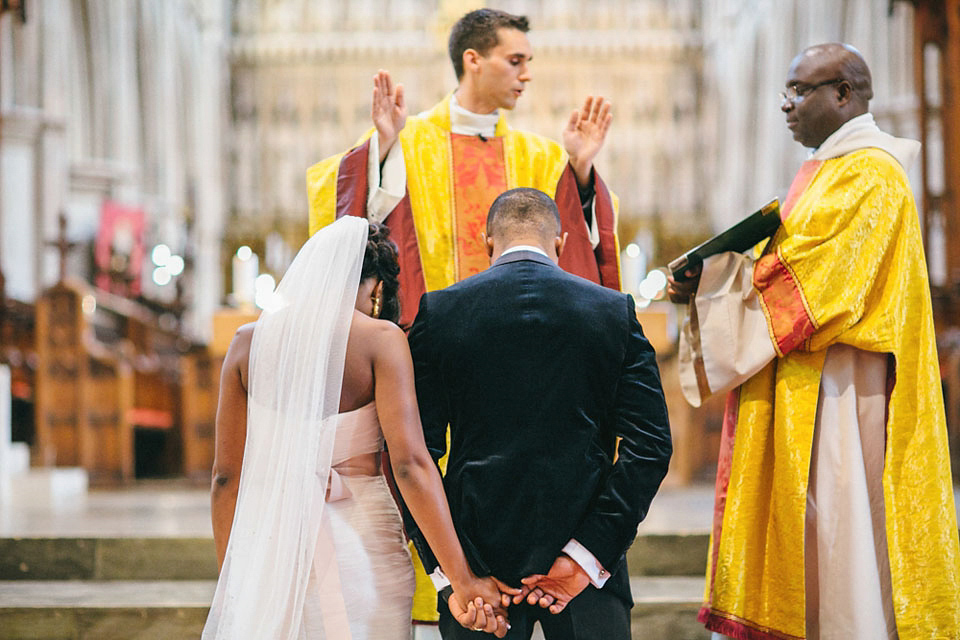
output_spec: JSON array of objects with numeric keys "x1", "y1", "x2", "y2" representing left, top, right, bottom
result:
[{"x1": 406, "y1": 250, "x2": 671, "y2": 598}]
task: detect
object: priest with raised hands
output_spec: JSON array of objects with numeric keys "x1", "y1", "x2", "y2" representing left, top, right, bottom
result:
[{"x1": 306, "y1": 8, "x2": 622, "y2": 328}]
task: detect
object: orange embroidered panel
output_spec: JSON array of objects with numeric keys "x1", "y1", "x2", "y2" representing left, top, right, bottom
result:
[
  {"x1": 450, "y1": 134, "x2": 507, "y2": 280},
  {"x1": 779, "y1": 160, "x2": 821, "y2": 220},
  {"x1": 753, "y1": 251, "x2": 816, "y2": 356}
]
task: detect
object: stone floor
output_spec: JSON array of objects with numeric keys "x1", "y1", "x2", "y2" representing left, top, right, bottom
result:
[
  {"x1": 1, "y1": 479, "x2": 957, "y2": 640},
  {"x1": 3, "y1": 479, "x2": 955, "y2": 538},
  {"x1": 0, "y1": 480, "x2": 212, "y2": 538},
  {"x1": 0, "y1": 480, "x2": 720, "y2": 539}
]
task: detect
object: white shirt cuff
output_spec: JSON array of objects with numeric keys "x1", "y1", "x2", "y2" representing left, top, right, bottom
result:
[
  {"x1": 430, "y1": 566, "x2": 451, "y2": 591},
  {"x1": 562, "y1": 539, "x2": 609, "y2": 588},
  {"x1": 431, "y1": 542, "x2": 609, "y2": 590},
  {"x1": 366, "y1": 133, "x2": 405, "y2": 223}
]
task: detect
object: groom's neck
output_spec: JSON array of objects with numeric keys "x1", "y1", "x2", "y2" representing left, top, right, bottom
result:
[{"x1": 490, "y1": 237, "x2": 555, "y2": 263}]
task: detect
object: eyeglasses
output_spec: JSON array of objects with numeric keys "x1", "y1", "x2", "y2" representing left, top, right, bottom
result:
[{"x1": 779, "y1": 79, "x2": 843, "y2": 107}]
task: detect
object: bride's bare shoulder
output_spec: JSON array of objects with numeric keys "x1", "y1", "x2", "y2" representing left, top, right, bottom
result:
[
  {"x1": 225, "y1": 322, "x2": 256, "y2": 361},
  {"x1": 350, "y1": 311, "x2": 406, "y2": 348}
]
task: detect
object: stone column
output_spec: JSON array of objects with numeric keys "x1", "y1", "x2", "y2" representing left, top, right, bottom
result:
[
  {"x1": 190, "y1": 0, "x2": 228, "y2": 342},
  {"x1": 0, "y1": 108, "x2": 41, "y2": 300},
  {"x1": 38, "y1": 0, "x2": 70, "y2": 290},
  {"x1": 159, "y1": 3, "x2": 183, "y2": 234},
  {"x1": 109, "y1": 0, "x2": 142, "y2": 204}
]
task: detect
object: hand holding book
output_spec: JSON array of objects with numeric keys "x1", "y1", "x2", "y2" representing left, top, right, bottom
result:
[
  {"x1": 667, "y1": 199, "x2": 781, "y2": 282},
  {"x1": 666, "y1": 199, "x2": 780, "y2": 303}
]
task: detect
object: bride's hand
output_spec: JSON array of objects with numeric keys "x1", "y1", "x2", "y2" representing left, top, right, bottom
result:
[
  {"x1": 448, "y1": 592, "x2": 508, "y2": 637},
  {"x1": 451, "y1": 576, "x2": 515, "y2": 630}
]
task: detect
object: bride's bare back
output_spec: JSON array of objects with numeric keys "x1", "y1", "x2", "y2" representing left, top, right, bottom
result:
[{"x1": 338, "y1": 310, "x2": 381, "y2": 413}]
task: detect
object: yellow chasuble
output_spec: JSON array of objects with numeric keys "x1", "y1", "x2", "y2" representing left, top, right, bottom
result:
[
  {"x1": 306, "y1": 93, "x2": 621, "y2": 329},
  {"x1": 701, "y1": 148, "x2": 960, "y2": 639},
  {"x1": 385, "y1": 96, "x2": 561, "y2": 291}
]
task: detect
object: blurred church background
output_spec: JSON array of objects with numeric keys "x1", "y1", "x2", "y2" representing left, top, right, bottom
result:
[
  {"x1": 1, "y1": 1, "x2": 959, "y2": 637},
  {"x1": 2, "y1": 0, "x2": 959, "y2": 486},
  {"x1": 2, "y1": 0, "x2": 958, "y2": 490}
]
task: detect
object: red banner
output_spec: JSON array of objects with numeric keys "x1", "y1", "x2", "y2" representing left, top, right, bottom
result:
[{"x1": 95, "y1": 201, "x2": 145, "y2": 296}]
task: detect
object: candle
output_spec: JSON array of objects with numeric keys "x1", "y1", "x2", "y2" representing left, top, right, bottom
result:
[{"x1": 232, "y1": 246, "x2": 259, "y2": 308}]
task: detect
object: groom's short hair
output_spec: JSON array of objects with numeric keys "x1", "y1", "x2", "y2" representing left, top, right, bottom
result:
[{"x1": 486, "y1": 188, "x2": 561, "y2": 244}]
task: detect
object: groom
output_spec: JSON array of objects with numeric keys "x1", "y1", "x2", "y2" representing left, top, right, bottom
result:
[{"x1": 407, "y1": 188, "x2": 672, "y2": 638}]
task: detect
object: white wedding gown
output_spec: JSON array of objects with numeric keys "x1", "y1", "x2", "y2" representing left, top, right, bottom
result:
[
  {"x1": 203, "y1": 216, "x2": 415, "y2": 640},
  {"x1": 301, "y1": 401, "x2": 415, "y2": 639}
]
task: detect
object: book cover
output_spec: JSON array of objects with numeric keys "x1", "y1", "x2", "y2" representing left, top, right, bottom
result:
[{"x1": 668, "y1": 199, "x2": 781, "y2": 281}]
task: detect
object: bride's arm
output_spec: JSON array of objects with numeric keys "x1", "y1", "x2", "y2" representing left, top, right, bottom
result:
[
  {"x1": 372, "y1": 322, "x2": 511, "y2": 627},
  {"x1": 210, "y1": 326, "x2": 252, "y2": 571}
]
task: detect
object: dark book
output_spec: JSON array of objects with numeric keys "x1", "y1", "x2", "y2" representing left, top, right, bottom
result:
[{"x1": 668, "y1": 199, "x2": 781, "y2": 281}]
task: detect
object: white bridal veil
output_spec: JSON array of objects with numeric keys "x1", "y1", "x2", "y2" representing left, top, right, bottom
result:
[{"x1": 203, "y1": 216, "x2": 369, "y2": 639}]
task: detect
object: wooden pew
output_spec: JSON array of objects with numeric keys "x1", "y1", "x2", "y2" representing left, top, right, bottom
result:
[
  {"x1": 34, "y1": 278, "x2": 219, "y2": 484},
  {"x1": 89, "y1": 287, "x2": 181, "y2": 479},
  {"x1": 35, "y1": 280, "x2": 135, "y2": 482},
  {"x1": 179, "y1": 347, "x2": 219, "y2": 480}
]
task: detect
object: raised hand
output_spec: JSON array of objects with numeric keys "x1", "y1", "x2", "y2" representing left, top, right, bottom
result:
[
  {"x1": 562, "y1": 96, "x2": 612, "y2": 187},
  {"x1": 448, "y1": 593, "x2": 510, "y2": 637},
  {"x1": 371, "y1": 69, "x2": 407, "y2": 163},
  {"x1": 519, "y1": 554, "x2": 591, "y2": 614}
]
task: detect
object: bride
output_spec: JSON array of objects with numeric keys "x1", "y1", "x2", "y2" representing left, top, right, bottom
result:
[{"x1": 203, "y1": 217, "x2": 504, "y2": 638}]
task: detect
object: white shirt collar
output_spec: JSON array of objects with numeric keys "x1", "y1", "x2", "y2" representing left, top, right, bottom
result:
[
  {"x1": 500, "y1": 245, "x2": 548, "y2": 258},
  {"x1": 449, "y1": 92, "x2": 500, "y2": 137}
]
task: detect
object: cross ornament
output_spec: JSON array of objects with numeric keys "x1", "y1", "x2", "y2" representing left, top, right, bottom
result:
[{"x1": 47, "y1": 212, "x2": 80, "y2": 283}]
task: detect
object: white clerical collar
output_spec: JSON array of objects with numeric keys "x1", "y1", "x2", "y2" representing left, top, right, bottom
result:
[
  {"x1": 810, "y1": 112, "x2": 920, "y2": 171},
  {"x1": 501, "y1": 245, "x2": 548, "y2": 258},
  {"x1": 449, "y1": 92, "x2": 499, "y2": 137}
]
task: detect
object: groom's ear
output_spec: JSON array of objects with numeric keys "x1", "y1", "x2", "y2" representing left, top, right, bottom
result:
[
  {"x1": 555, "y1": 232, "x2": 568, "y2": 259},
  {"x1": 483, "y1": 233, "x2": 495, "y2": 258}
]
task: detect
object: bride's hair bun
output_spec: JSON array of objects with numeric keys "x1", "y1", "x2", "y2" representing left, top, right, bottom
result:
[{"x1": 361, "y1": 223, "x2": 401, "y2": 324}]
